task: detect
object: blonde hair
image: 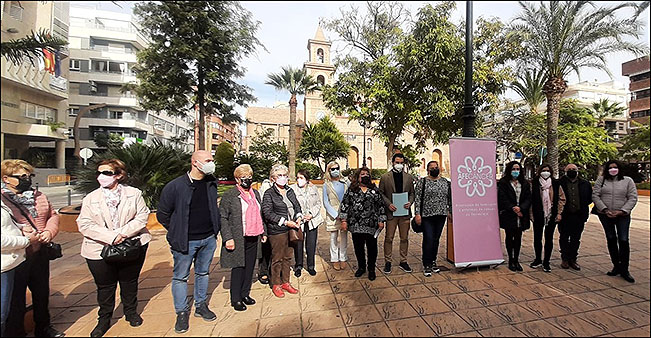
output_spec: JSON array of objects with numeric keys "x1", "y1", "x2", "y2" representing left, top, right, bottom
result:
[
  {"x1": 269, "y1": 163, "x2": 288, "y2": 179},
  {"x1": 324, "y1": 161, "x2": 340, "y2": 181},
  {"x1": 234, "y1": 164, "x2": 253, "y2": 179},
  {"x1": 1, "y1": 159, "x2": 34, "y2": 177}
]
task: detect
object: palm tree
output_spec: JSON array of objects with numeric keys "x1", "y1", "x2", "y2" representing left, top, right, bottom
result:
[
  {"x1": 591, "y1": 98, "x2": 626, "y2": 127},
  {"x1": 512, "y1": 1, "x2": 649, "y2": 176},
  {"x1": 266, "y1": 66, "x2": 319, "y2": 180},
  {"x1": 1, "y1": 29, "x2": 67, "y2": 65},
  {"x1": 511, "y1": 69, "x2": 546, "y2": 114}
]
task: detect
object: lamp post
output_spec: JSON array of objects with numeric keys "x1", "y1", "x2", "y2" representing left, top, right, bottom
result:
[
  {"x1": 362, "y1": 121, "x2": 367, "y2": 167},
  {"x1": 462, "y1": 1, "x2": 476, "y2": 138},
  {"x1": 354, "y1": 96, "x2": 368, "y2": 168}
]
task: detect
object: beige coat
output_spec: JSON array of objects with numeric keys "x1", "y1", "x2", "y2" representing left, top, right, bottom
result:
[
  {"x1": 77, "y1": 186, "x2": 152, "y2": 260},
  {"x1": 290, "y1": 183, "x2": 324, "y2": 231}
]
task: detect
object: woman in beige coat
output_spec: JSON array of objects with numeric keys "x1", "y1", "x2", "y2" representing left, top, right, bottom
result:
[
  {"x1": 323, "y1": 161, "x2": 349, "y2": 270},
  {"x1": 77, "y1": 159, "x2": 151, "y2": 337},
  {"x1": 290, "y1": 169, "x2": 324, "y2": 277}
]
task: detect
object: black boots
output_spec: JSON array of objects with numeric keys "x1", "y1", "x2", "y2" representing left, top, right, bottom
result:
[
  {"x1": 619, "y1": 240, "x2": 635, "y2": 283},
  {"x1": 606, "y1": 238, "x2": 620, "y2": 275}
]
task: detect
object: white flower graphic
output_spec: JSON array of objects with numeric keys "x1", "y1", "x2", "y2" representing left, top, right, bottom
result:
[{"x1": 457, "y1": 156, "x2": 494, "y2": 197}]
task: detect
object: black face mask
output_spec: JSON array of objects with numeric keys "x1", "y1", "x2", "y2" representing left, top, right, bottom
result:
[
  {"x1": 566, "y1": 170, "x2": 578, "y2": 179},
  {"x1": 14, "y1": 177, "x2": 32, "y2": 193},
  {"x1": 360, "y1": 176, "x2": 372, "y2": 186},
  {"x1": 240, "y1": 178, "x2": 253, "y2": 189},
  {"x1": 429, "y1": 168, "x2": 440, "y2": 178}
]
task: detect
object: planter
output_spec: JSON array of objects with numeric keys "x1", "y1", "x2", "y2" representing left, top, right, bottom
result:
[
  {"x1": 638, "y1": 189, "x2": 650, "y2": 197},
  {"x1": 58, "y1": 204, "x2": 164, "y2": 232}
]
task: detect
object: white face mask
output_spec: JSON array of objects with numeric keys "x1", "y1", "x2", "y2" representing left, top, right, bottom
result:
[
  {"x1": 297, "y1": 178, "x2": 307, "y2": 187},
  {"x1": 275, "y1": 176, "x2": 288, "y2": 187},
  {"x1": 393, "y1": 163, "x2": 404, "y2": 172},
  {"x1": 540, "y1": 171, "x2": 551, "y2": 179},
  {"x1": 197, "y1": 160, "x2": 215, "y2": 175}
]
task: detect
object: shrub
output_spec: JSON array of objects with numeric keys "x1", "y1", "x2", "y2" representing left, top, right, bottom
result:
[
  {"x1": 637, "y1": 181, "x2": 650, "y2": 190},
  {"x1": 296, "y1": 161, "x2": 322, "y2": 180},
  {"x1": 214, "y1": 142, "x2": 236, "y2": 180}
]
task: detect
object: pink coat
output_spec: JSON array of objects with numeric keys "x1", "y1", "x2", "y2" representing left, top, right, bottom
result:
[
  {"x1": 77, "y1": 186, "x2": 152, "y2": 260},
  {"x1": 0, "y1": 191, "x2": 59, "y2": 253}
]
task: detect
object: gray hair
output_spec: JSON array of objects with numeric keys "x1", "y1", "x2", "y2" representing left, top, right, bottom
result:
[{"x1": 269, "y1": 163, "x2": 289, "y2": 179}]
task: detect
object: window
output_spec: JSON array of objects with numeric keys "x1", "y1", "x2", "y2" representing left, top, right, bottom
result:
[
  {"x1": 110, "y1": 111, "x2": 123, "y2": 119},
  {"x1": 366, "y1": 138, "x2": 372, "y2": 151},
  {"x1": 317, "y1": 48, "x2": 324, "y2": 63},
  {"x1": 633, "y1": 89, "x2": 650, "y2": 100},
  {"x1": 630, "y1": 72, "x2": 650, "y2": 82},
  {"x1": 166, "y1": 122, "x2": 174, "y2": 132},
  {"x1": 68, "y1": 107, "x2": 80, "y2": 116},
  {"x1": 70, "y1": 59, "x2": 81, "y2": 71},
  {"x1": 631, "y1": 109, "x2": 650, "y2": 118},
  {"x1": 21, "y1": 102, "x2": 55, "y2": 121},
  {"x1": 317, "y1": 75, "x2": 325, "y2": 86},
  {"x1": 92, "y1": 60, "x2": 107, "y2": 72}
]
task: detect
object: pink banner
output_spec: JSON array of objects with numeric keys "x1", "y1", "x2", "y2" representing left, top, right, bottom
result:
[{"x1": 449, "y1": 138, "x2": 504, "y2": 267}]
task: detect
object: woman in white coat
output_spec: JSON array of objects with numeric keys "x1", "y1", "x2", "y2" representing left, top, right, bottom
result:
[
  {"x1": 290, "y1": 169, "x2": 324, "y2": 277},
  {"x1": 323, "y1": 161, "x2": 349, "y2": 270},
  {"x1": 1, "y1": 200, "x2": 36, "y2": 336}
]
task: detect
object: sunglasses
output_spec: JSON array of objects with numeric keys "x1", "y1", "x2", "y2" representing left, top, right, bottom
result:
[
  {"x1": 330, "y1": 167, "x2": 340, "y2": 171},
  {"x1": 96, "y1": 171, "x2": 116, "y2": 176},
  {"x1": 10, "y1": 174, "x2": 35, "y2": 179}
]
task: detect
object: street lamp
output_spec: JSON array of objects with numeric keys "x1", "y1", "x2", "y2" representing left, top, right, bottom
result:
[
  {"x1": 462, "y1": 1, "x2": 476, "y2": 138},
  {"x1": 354, "y1": 96, "x2": 368, "y2": 168}
]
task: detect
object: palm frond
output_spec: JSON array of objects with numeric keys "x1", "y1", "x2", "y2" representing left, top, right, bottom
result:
[{"x1": 0, "y1": 29, "x2": 67, "y2": 65}]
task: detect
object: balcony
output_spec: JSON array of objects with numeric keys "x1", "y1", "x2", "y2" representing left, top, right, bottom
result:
[
  {"x1": 81, "y1": 117, "x2": 151, "y2": 132},
  {"x1": 69, "y1": 24, "x2": 150, "y2": 50},
  {"x1": 1, "y1": 57, "x2": 68, "y2": 99},
  {"x1": 70, "y1": 93, "x2": 140, "y2": 107},
  {"x1": 69, "y1": 70, "x2": 137, "y2": 85}
]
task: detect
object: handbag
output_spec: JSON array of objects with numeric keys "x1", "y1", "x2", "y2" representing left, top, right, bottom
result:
[
  {"x1": 3, "y1": 195, "x2": 62, "y2": 261},
  {"x1": 100, "y1": 238, "x2": 142, "y2": 263},
  {"x1": 288, "y1": 222, "x2": 304, "y2": 242},
  {"x1": 411, "y1": 178, "x2": 427, "y2": 234}
]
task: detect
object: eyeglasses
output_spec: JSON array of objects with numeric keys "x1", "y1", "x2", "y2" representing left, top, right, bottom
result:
[
  {"x1": 10, "y1": 174, "x2": 35, "y2": 179},
  {"x1": 330, "y1": 167, "x2": 340, "y2": 171},
  {"x1": 96, "y1": 171, "x2": 116, "y2": 176}
]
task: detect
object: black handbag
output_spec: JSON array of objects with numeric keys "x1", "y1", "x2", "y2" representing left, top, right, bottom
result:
[
  {"x1": 411, "y1": 178, "x2": 427, "y2": 234},
  {"x1": 3, "y1": 195, "x2": 62, "y2": 261},
  {"x1": 100, "y1": 238, "x2": 142, "y2": 263}
]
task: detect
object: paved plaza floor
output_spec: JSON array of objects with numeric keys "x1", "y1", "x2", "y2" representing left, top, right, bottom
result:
[{"x1": 41, "y1": 196, "x2": 650, "y2": 337}]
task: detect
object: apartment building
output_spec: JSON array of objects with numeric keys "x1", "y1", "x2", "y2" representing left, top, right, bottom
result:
[
  {"x1": 58, "y1": 5, "x2": 194, "y2": 155},
  {"x1": 1, "y1": 1, "x2": 70, "y2": 169},
  {"x1": 205, "y1": 114, "x2": 240, "y2": 155},
  {"x1": 622, "y1": 56, "x2": 651, "y2": 130}
]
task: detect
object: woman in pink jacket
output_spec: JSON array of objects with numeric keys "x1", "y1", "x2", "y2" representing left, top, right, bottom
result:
[
  {"x1": 1, "y1": 160, "x2": 63, "y2": 338},
  {"x1": 77, "y1": 159, "x2": 151, "y2": 337}
]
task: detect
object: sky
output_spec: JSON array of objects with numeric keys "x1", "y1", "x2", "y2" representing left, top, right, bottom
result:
[{"x1": 75, "y1": 1, "x2": 651, "y2": 133}]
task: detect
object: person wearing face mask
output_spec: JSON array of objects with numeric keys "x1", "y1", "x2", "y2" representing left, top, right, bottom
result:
[
  {"x1": 323, "y1": 161, "x2": 349, "y2": 270},
  {"x1": 414, "y1": 161, "x2": 452, "y2": 277},
  {"x1": 339, "y1": 167, "x2": 386, "y2": 281},
  {"x1": 77, "y1": 159, "x2": 151, "y2": 337},
  {"x1": 558, "y1": 164, "x2": 592, "y2": 271},
  {"x1": 497, "y1": 161, "x2": 531, "y2": 272},
  {"x1": 157, "y1": 151, "x2": 221, "y2": 333},
  {"x1": 290, "y1": 170, "x2": 323, "y2": 277},
  {"x1": 592, "y1": 160, "x2": 638, "y2": 283},
  {"x1": 219, "y1": 164, "x2": 267, "y2": 311},
  {"x1": 0, "y1": 160, "x2": 63, "y2": 338},
  {"x1": 262, "y1": 164, "x2": 303, "y2": 298},
  {"x1": 530, "y1": 165, "x2": 566, "y2": 273},
  {"x1": 379, "y1": 153, "x2": 415, "y2": 274}
]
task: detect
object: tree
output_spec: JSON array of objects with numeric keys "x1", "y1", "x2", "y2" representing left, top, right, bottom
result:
[
  {"x1": 1, "y1": 29, "x2": 67, "y2": 65},
  {"x1": 511, "y1": 69, "x2": 546, "y2": 114},
  {"x1": 297, "y1": 116, "x2": 350, "y2": 174},
  {"x1": 132, "y1": 1, "x2": 263, "y2": 150},
  {"x1": 511, "y1": 1, "x2": 649, "y2": 176},
  {"x1": 93, "y1": 133, "x2": 124, "y2": 149},
  {"x1": 237, "y1": 128, "x2": 289, "y2": 182},
  {"x1": 266, "y1": 66, "x2": 319, "y2": 180},
  {"x1": 591, "y1": 98, "x2": 626, "y2": 127},
  {"x1": 74, "y1": 104, "x2": 107, "y2": 166},
  {"x1": 214, "y1": 142, "x2": 236, "y2": 180},
  {"x1": 621, "y1": 122, "x2": 651, "y2": 163}
]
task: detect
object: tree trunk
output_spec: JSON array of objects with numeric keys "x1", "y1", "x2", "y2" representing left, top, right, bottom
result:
[
  {"x1": 385, "y1": 134, "x2": 397, "y2": 168},
  {"x1": 74, "y1": 103, "x2": 106, "y2": 166},
  {"x1": 197, "y1": 65, "x2": 206, "y2": 151},
  {"x1": 542, "y1": 76, "x2": 567, "y2": 178},
  {"x1": 289, "y1": 94, "x2": 298, "y2": 180}
]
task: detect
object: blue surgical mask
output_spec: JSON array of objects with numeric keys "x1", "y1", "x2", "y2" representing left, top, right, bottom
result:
[{"x1": 511, "y1": 170, "x2": 520, "y2": 179}]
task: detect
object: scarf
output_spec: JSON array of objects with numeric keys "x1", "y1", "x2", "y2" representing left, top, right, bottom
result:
[
  {"x1": 539, "y1": 177, "x2": 553, "y2": 223},
  {"x1": 1, "y1": 182, "x2": 38, "y2": 218},
  {"x1": 238, "y1": 186, "x2": 263, "y2": 237},
  {"x1": 101, "y1": 184, "x2": 122, "y2": 229}
]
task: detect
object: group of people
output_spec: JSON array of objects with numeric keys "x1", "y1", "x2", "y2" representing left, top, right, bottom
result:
[{"x1": 0, "y1": 152, "x2": 640, "y2": 337}]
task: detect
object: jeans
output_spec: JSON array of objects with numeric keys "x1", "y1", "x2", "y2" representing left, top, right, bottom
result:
[
  {"x1": 598, "y1": 214, "x2": 632, "y2": 272},
  {"x1": 384, "y1": 216, "x2": 410, "y2": 263},
  {"x1": 171, "y1": 236, "x2": 217, "y2": 313},
  {"x1": 292, "y1": 226, "x2": 318, "y2": 270},
  {"x1": 1, "y1": 268, "x2": 17, "y2": 336},
  {"x1": 533, "y1": 218, "x2": 557, "y2": 264},
  {"x1": 352, "y1": 233, "x2": 378, "y2": 271},
  {"x1": 422, "y1": 215, "x2": 447, "y2": 267},
  {"x1": 4, "y1": 247, "x2": 51, "y2": 337},
  {"x1": 230, "y1": 236, "x2": 258, "y2": 304},
  {"x1": 87, "y1": 245, "x2": 148, "y2": 322},
  {"x1": 558, "y1": 212, "x2": 585, "y2": 262}
]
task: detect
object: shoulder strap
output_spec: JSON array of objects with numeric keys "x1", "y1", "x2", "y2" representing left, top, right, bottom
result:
[{"x1": 1, "y1": 194, "x2": 38, "y2": 231}]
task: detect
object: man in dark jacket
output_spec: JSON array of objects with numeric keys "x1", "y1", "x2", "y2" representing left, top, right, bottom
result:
[
  {"x1": 157, "y1": 150, "x2": 221, "y2": 333},
  {"x1": 558, "y1": 164, "x2": 592, "y2": 271}
]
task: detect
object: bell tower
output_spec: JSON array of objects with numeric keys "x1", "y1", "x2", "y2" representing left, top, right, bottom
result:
[{"x1": 303, "y1": 25, "x2": 336, "y2": 124}]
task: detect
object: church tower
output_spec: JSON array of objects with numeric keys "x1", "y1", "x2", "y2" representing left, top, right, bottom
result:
[{"x1": 303, "y1": 25, "x2": 336, "y2": 124}]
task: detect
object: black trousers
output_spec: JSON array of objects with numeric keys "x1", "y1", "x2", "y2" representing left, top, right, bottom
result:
[
  {"x1": 533, "y1": 218, "x2": 557, "y2": 264},
  {"x1": 422, "y1": 216, "x2": 447, "y2": 267},
  {"x1": 558, "y1": 212, "x2": 585, "y2": 262},
  {"x1": 86, "y1": 244, "x2": 148, "y2": 322},
  {"x1": 258, "y1": 240, "x2": 272, "y2": 279},
  {"x1": 504, "y1": 228, "x2": 523, "y2": 262},
  {"x1": 4, "y1": 248, "x2": 51, "y2": 337},
  {"x1": 230, "y1": 236, "x2": 258, "y2": 303},
  {"x1": 291, "y1": 226, "x2": 318, "y2": 270},
  {"x1": 352, "y1": 233, "x2": 378, "y2": 271}
]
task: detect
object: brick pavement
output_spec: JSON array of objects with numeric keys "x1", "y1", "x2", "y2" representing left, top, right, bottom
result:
[{"x1": 42, "y1": 197, "x2": 650, "y2": 337}]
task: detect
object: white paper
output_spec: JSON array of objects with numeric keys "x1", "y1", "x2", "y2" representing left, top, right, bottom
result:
[{"x1": 392, "y1": 192, "x2": 409, "y2": 217}]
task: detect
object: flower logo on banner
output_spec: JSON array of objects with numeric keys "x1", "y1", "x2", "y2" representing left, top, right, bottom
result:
[{"x1": 457, "y1": 156, "x2": 494, "y2": 197}]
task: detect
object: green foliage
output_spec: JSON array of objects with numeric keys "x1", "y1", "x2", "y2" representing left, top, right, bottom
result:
[
  {"x1": 637, "y1": 182, "x2": 650, "y2": 190},
  {"x1": 591, "y1": 98, "x2": 626, "y2": 127},
  {"x1": 93, "y1": 133, "x2": 124, "y2": 149},
  {"x1": 370, "y1": 169, "x2": 388, "y2": 180},
  {"x1": 297, "y1": 116, "x2": 350, "y2": 174},
  {"x1": 21, "y1": 148, "x2": 54, "y2": 168},
  {"x1": 237, "y1": 129, "x2": 288, "y2": 182},
  {"x1": 296, "y1": 161, "x2": 322, "y2": 180},
  {"x1": 1, "y1": 29, "x2": 67, "y2": 65},
  {"x1": 621, "y1": 122, "x2": 650, "y2": 163},
  {"x1": 131, "y1": 1, "x2": 263, "y2": 149},
  {"x1": 74, "y1": 140, "x2": 191, "y2": 209},
  {"x1": 214, "y1": 142, "x2": 236, "y2": 180},
  {"x1": 266, "y1": 66, "x2": 319, "y2": 97},
  {"x1": 47, "y1": 121, "x2": 66, "y2": 132},
  {"x1": 341, "y1": 168, "x2": 354, "y2": 178},
  {"x1": 511, "y1": 69, "x2": 546, "y2": 114}
]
